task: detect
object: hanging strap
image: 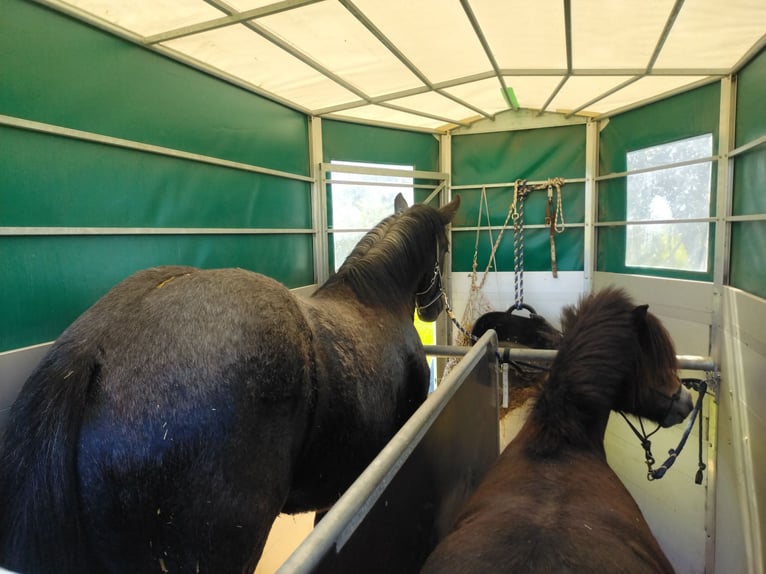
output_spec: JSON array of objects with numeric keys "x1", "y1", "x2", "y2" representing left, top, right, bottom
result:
[{"x1": 545, "y1": 183, "x2": 558, "y2": 278}]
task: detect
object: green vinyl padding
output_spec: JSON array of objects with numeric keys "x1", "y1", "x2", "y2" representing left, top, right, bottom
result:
[
  {"x1": 0, "y1": 0, "x2": 315, "y2": 351},
  {"x1": 452, "y1": 227, "x2": 584, "y2": 273},
  {"x1": 322, "y1": 120, "x2": 440, "y2": 174},
  {"x1": 0, "y1": 126, "x2": 311, "y2": 229},
  {"x1": 0, "y1": 234, "x2": 314, "y2": 351},
  {"x1": 730, "y1": 47, "x2": 766, "y2": 297},
  {"x1": 450, "y1": 124, "x2": 586, "y2": 272},
  {"x1": 735, "y1": 47, "x2": 766, "y2": 148},
  {"x1": 730, "y1": 221, "x2": 766, "y2": 300},
  {"x1": 452, "y1": 124, "x2": 586, "y2": 186}
]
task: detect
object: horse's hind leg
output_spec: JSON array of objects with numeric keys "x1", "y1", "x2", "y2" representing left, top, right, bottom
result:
[
  {"x1": 82, "y1": 461, "x2": 289, "y2": 574},
  {"x1": 79, "y1": 409, "x2": 300, "y2": 574}
]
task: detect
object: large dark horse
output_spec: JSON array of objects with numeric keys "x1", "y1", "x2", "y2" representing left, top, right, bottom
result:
[
  {"x1": 0, "y1": 195, "x2": 459, "y2": 574},
  {"x1": 421, "y1": 287, "x2": 694, "y2": 574}
]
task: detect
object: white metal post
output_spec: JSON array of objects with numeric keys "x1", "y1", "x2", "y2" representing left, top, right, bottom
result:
[
  {"x1": 707, "y1": 74, "x2": 735, "y2": 574},
  {"x1": 439, "y1": 132, "x2": 453, "y2": 347},
  {"x1": 583, "y1": 118, "x2": 600, "y2": 294},
  {"x1": 309, "y1": 116, "x2": 329, "y2": 286}
]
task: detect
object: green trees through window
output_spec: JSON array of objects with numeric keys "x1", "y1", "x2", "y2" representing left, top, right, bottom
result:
[{"x1": 625, "y1": 134, "x2": 713, "y2": 272}]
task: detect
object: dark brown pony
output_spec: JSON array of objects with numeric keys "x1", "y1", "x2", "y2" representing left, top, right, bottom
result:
[
  {"x1": 0, "y1": 195, "x2": 459, "y2": 574},
  {"x1": 421, "y1": 287, "x2": 693, "y2": 574}
]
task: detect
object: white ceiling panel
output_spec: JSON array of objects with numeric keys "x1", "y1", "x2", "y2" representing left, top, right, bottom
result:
[
  {"x1": 352, "y1": 0, "x2": 491, "y2": 83},
  {"x1": 571, "y1": 0, "x2": 676, "y2": 69},
  {"x1": 257, "y1": 1, "x2": 423, "y2": 98},
  {"x1": 443, "y1": 77, "x2": 511, "y2": 116},
  {"x1": 329, "y1": 105, "x2": 451, "y2": 131},
  {"x1": 548, "y1": 76, "x2": 635, "y2": 115},
  {"x1": 654, "y1": 0, "x2": 766, "y2": 69},
  {"x1": 225, "y1": 0, "x2": 292, "y2": 10},
  {"x1": 49, "y1": 0, "x2": 766, "y2": 131},
  {"x1": 471, "y1": 0, "x2": 567, "y2": 70},
  {"x1": 502, "y1": 76, "x2": 572, "y2": 111},
  {"x1": 585, "y1": 75, "x2": 708, "y2": 114},
  {"x1": 62, "y1": 0, "x2": 225, "y2": 36},
  {"x1": 383, "y1": 91, "x2": 484, "y2": 126},
  {"x1": 164, "y1": 24, "x2": 359, "y2": 110}
]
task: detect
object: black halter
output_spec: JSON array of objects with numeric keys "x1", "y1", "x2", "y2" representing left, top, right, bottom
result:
[
  {"x1": 415, "y1": 245, "x2": 445, "y2": 314},
  {"x1": 620, "y1": 377, "x2": 708, "y2": 483}
]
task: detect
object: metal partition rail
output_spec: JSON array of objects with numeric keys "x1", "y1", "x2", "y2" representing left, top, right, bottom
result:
[
  {"x1": 424, "y1": 345, "x2": 717, "y2": 372},
  {"x1": 277, "y1": 331, "x2": 499, "y2": 574}
]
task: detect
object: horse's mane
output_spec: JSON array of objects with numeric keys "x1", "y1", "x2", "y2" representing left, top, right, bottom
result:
[
  {"x1": 316, "y1": 203, "x2": 448, "y2": 309},
  {"x1": 528, "y1": 287, "x2": 676, "y2": 454}
]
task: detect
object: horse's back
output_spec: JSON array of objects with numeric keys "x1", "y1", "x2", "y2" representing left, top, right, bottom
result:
[{"x1": 422, "y1": 442, "x2": 675, "y2": 574}]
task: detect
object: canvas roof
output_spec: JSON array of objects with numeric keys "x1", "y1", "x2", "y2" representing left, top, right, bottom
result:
[{"x1": 40, "y1": 0, "x2": 766, "y2": 132}]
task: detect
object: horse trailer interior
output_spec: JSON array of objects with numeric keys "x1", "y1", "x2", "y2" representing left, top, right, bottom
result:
[{"x1": 1, "y1": 1, "x2": 765, "y2": 572}]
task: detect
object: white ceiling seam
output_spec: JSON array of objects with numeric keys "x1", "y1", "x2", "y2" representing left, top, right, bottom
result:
[{"x1": 39, "y1": 0, "x2": 766, "y2": 132}]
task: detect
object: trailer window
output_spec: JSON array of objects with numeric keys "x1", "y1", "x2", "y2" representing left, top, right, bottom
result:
[
  {"x1": 625, "y1": 134, "x2": 713, "y2": 272},
  {"x1": 330, "y1": 161, "x2": 414, "y2": 271}
]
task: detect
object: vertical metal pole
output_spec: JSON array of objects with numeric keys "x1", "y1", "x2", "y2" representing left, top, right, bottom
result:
[
  {"x1": 711, "y1": 76, "x2": 735, "y2": 362},
  {"x1": 583, "y1": 118, "x2": 599, "y2": 294},
  {"x1": 309, "y1": 116, "x2": 329, "y2": 286},
  {"x1": 707, "y1": 74, "x2": 736, "y2": 573},
  {"x1": 438, "y1": 132, "x2": 453, "y2": 347}
]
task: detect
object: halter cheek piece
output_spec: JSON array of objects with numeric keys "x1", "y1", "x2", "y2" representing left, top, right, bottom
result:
[{"x1": 415, "y1": 245, "x2": 447, "y2": 313}]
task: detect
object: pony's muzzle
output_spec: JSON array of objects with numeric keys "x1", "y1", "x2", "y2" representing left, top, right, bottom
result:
[{"x1": 661, "y1": 386, "x2": 694, "y2": 427}]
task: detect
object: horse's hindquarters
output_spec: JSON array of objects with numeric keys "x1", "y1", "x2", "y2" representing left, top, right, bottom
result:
[{"x1": 70, "y1": 268, "x2": 317, "y2": 572}]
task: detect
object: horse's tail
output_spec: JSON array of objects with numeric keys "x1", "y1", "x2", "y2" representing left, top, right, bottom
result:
[{"x1": 0, "y1": 342, "x2": 96, "y2": 574}]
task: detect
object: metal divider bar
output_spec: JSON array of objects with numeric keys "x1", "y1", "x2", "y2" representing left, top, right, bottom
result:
[{"x1": 424, "y1": 345, "x2": 716, "y2": 372}]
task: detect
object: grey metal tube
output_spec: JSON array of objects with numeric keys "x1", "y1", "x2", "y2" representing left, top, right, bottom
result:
[
  {"x1": 424, "y1": 345, "x2": 716, "y2": 372},
  {"x1": 276, "y1": 331, "x2": 498, "y2": 574}
]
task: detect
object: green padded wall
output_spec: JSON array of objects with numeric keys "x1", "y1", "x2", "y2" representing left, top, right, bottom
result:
[
  {"x1": 597, "y1": 83, "x2": 720, "y2": 281},
  {"x1": 322, "y1": 120, "x2": 439, "y2": 175},
  {"x1": 0, "y1": 0, "x2": 312, "y2": 351},
  {"x1": 450, "y1": 124, "x2": 586, "y2": 273},
  {"x1": 1, "y1": 234, "x2": 314, "y2": 349},
  {"x1": 731, "y1": 47, "x2": 766, "y2": 299},
  {"x1": 0, "y1": 127, "x2": 311, "y2": 229}
]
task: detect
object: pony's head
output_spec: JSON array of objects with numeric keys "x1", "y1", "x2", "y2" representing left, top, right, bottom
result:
[{"x1": 615, "y1": 304, "x2": 693, "y2": 427}]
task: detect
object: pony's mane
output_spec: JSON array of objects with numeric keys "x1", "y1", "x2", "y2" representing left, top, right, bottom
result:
[
  {"x1": 317, "y1": 204, "x2": 448, "y2": 308},
  {"x1": 529, "y1": 287, "x2": 674, "y2": 454}
]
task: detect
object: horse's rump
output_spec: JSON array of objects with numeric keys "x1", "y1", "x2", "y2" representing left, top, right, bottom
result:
[{"x1": 1, "y1": 266, "x2": 317, "y2": 573}]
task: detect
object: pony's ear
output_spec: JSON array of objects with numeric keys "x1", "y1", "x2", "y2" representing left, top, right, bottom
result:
[
  {"x1": 394, "y1": 193, "x2": 409, "y2": 214},
  {"x1": 439, "y1": 195, "x2": 461, "y2": 224},
  {"x1": 633, "y1": 304, "x2": 649, "y2": 326}
]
